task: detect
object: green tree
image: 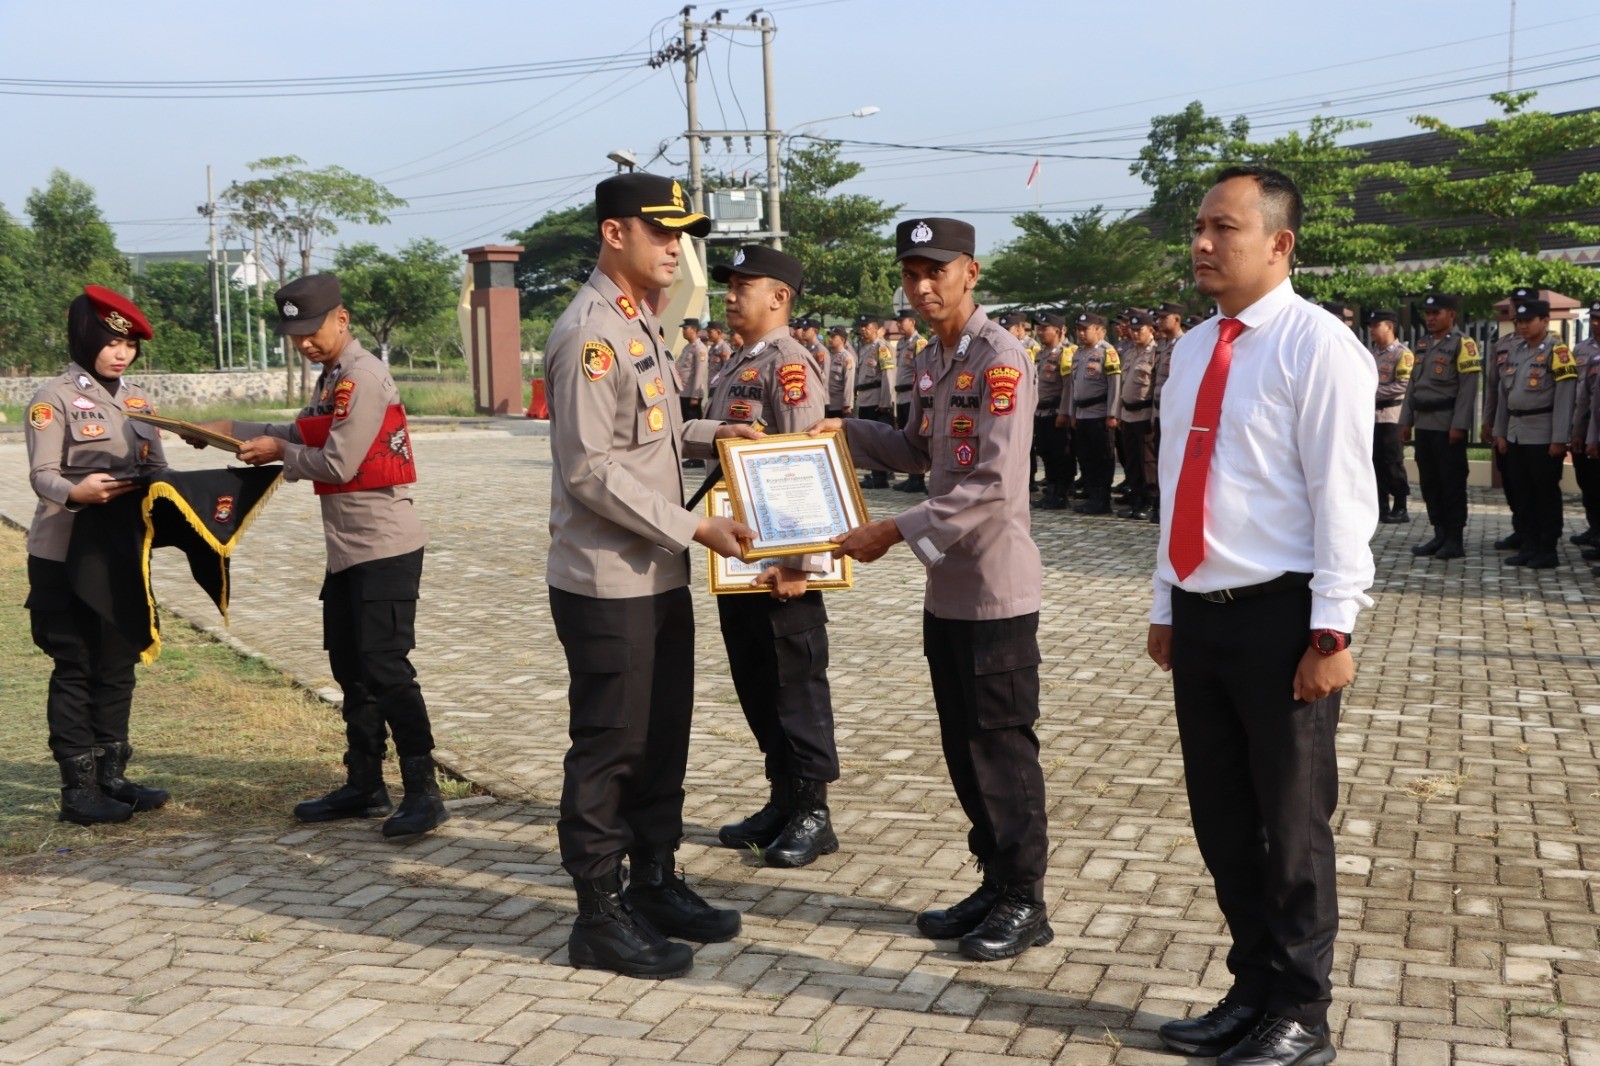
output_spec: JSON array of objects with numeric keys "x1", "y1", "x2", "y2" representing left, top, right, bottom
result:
[
  {"x1": 983, "y1": 209, "x2": 1177, "y2": 313},
  {"x1": 131, "y1": 261, "x2": 217, "y2": 373},
  {"x1": 1132, "y1": 101, "x2": 1251, "y2": 250},
  {"x1": 0, "y1": 203, "x2": 41, "y2": 371},
  {"x1": 777, "y1": 140, "x2": 899, "y2": 322},
  {"x1": 24, "y1": 170, "x2": 129, "y2": 361},
  {"x1": 221, "y1": 156, "x2": 405, "y2": 281},
  {"x1": 333, "y1": 239, "x2": 459, "y2": 353},
  {"x1": 505, "y1": 202, "x2": 598, "y2": 320},
  {"x1": 1298, "y1": 251, "x2": 1600, "y2": 320},
  {"x1": 854, "y1": 260, "x2": 896, "y2": 319},
  {"x1": 1382, "y1": 91, "x2": 1600, "y2": 255},
  {"x1": 393, "y1": 309, "x2": 466, "y2": 375}
]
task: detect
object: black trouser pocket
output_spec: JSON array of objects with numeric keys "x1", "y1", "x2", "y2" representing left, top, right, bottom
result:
[
  {"x1": 562, "y1": 638, "x2": 632, "y2": 731},
  {"x1": 972, "y1": 617, "x2": 1042, "y2": 730},
  {"x1": 770, "y1": 594, "x2": 828, "y2": 687}
]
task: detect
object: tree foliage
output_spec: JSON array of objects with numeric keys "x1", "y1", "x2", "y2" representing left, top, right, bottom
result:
[
  {"x1": 221, "y1": 155, "x2": 405, "y2": 280},
  {"x1": 983, "y1": 209, "x2": 1178, "y2": 313},
  {"x1": 505, "y1": 202, "x2": 598, "y2": 320},
  {"x1": 775, "y1": 140, "x2": 899, "y2": 322},
  {"x1": 334, "y1": 239, "x2": 459, "y2": 351}
]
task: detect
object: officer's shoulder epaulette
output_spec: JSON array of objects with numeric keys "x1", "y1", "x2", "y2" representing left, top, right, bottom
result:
[
  {"x1": 1553, "y1": 343, "x2": 1578, "y2": 381},
  {"x1": 1457, "y1": 336, "x2": 1482, "y2": 373}
]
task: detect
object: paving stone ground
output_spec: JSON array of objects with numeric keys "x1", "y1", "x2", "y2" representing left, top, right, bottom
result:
[{"x1": 0, "y1": 424, "x2": 1597, "y2": 1066}]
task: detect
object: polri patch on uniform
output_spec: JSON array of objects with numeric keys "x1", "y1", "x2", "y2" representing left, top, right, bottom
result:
[
  {"x1": 647, "y1": 405, "x2": 665, "y2": 432},
  {"x1": 214, "y1": 495, "x2": 235, "y2": 523},
  {"x1": 739, "y1": 368, "x2": 760, "y2": 382},
  {"x1": 72, "y1": 396, "x2": 96, "y2": 410},
  {"x1": 617, "y1": 296, "x2": 639, "y2": 320},
  {"x1": 986, "y1": 365, "x2": 1022, "y2": 415},
  {"x1": 954, "y1": 441, "x2": 975, "y2": 466},
  {"x1": 332, "y1": 379, "x2": 357, "y2": 419},
  {"x1": 778, "y1": 362, "x2": 808, "y2": 405},
  {"x1": 124, "y1": 396, "x2": 149, "y2": 410},
  {"x1": 81, "y1": 422, "x2": 106, "y2": 438},
  {"x1": 582, "y1": 341, "x2": 615, "y2": 381},
  {"x1": 626, "y1": 339, "x2": 645, "y2": 357},
  {"x1": 955, "y1": 371, "x2": 975, "y2": 391},
  {"x1": 28, "y1": 403, "x2": 53, "y2": 430},
  {"x1": 951, "y1": 415, "x2": 974, "y2": 437},
  {"x1": 1552, "y1": 344, "x2": 1578, "y2": 381}
]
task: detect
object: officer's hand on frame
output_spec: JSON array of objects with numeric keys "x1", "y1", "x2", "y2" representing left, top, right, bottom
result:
[
  {"x1": 1494, "y1": 436, "x2": 1508, "y2": 455},
  {"x1": 805, "y1": 417, "x2": 844, "y2": 437},
  {"x1": 237, "y1": 436, "x2": 287, "y2": 466},
  {"x1": 753, "y1": 565, "x2": 809, "y2": 601},
  {"x1": 67, "y1": 472, "x2": 141, "y2": 506},
  {"x1": 695, "y1": 514, "x2": 755, "y2": 559},
  {"x1": 1293, "y1": 647, "x2": 1354, "y2": 703},
  {"x1": 713, "y1": 423, "x2": 763, "y2": 442},
  {"x1": 1146, "y1": 624, "x2": 1172, "y2": 672},
  {"x1": 178, "y1": 418, "x2": 233, "y2": 450},
  {"x1": 1448, "y1": 428, "x2": 1466, "y2": 446},
  {"x1": 831, "y1": 518, "x2": 902, "y2": 563}
]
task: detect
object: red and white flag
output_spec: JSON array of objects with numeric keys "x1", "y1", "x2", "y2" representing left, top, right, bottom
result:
[{"x1": 1025, "y1": 159, "x2": 1041, "y2": 188}]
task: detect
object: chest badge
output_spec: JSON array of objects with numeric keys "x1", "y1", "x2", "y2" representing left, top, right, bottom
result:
[
  {"x1": 629, "y1": 339, "x2": 646, "y2": 357},
  {"x1": 739, "y1": 368, "x2": 760, "y2": 382},
  {"x1": 919, "y1": 412, "x2": 932, "y2": 435},
  {"x1": 81, "y1": 422, "x2": 106, "y2": 438},
  {"x1": 951, "y1": 415, "x2": 974, "y2": 437},
  {"x1": 72, "y1": 396, "x2": 96, "y2": 410},
  {"x1": 647, "y1": 405, "x2": 665, "y2": 432},
  {"x1": 124, "y1": 396, "x2": 149, "y2": 410},
  {"x1": 954, "y1": 441, "x2": 975, "y2": 466},
  {"x1": 919, "y1": 371, "x2": 934, "y2": 394},
  {"x1": 955, "y1": 371, "x2": 974, "y2": 391}
]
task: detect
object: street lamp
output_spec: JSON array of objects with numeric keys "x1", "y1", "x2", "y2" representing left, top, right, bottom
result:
[
  {"x1": 606, "y1": 149, "x2": 637, "y2": 173},
  {"x1": 769, "y1": 105, "x2": 878, "y2": 250}
]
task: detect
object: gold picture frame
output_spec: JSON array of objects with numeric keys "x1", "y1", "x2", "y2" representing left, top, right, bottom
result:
[
  {"x1": 715, "y1": 430, "x2": 870, "y2": 562},
  {"x1": 706, "y1": 484, "x2": 853, "y2": 595}
]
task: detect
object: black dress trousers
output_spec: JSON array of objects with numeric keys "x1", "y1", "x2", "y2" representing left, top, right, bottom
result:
[
  {"x1": 717, "y1": 590, "x2": 838, "y2": 782},
  {"x1": 550, "y1": 584, "x2": 695, "y2": 880},
  {"x1": 923, "y1": 611, "x2": 1049, "y2": 896},
  {"x1": 28, "y1": 556, "x2": 139, "y2": 761},
  {"x1": 1170, "y1": 584, "x2": 1340, "y2": 1028},
  {"x1": 1571, "y1": 448, "x2": 1600, "y2": 535},
  {"x1": 320, "y1": 548, "x2": 435, "y2": 759},
  {"x1": 1372, "y1": 423, "x2": 1408, "y2": 503},
  {"x1": 1074, "y1": 416, "x2": 1113, "y2": 504},
  {"x1": 1505, "y1": 444, "x2": 1565, "y2": 552},
  {"x1": 1412, "y1": 429, "x2": 1468, "y2": 532}
]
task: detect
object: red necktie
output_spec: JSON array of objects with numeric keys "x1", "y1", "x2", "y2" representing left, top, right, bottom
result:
[{"x1": 1168, "y1": 318, "x2": 1245, "y2": 580}]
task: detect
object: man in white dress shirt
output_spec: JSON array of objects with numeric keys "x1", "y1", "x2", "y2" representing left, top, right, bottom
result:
[{"x1": 1146, "y1": 166, "x2": 1376, "y2": 1066}]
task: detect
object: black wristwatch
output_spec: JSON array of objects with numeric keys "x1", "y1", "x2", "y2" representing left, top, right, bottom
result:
[{"x1": 1310, "y1": 629, "x2": 1352, "y2": 656}]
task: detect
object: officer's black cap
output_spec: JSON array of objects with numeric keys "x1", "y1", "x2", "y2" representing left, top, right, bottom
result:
[
  {"x1": 1155, "y1": 301, "x2": 1187, "y2": 317},
  {"x1": 855, "y1": 314, "x2": 882, "y2": 328},
  {"x1": 706, "y1": 320, "x2": 724, "y2": 331},
  {"x1": 1182, "y1": 315, "x2": 1202, "y2": 329},
  {"x1": 1589, "y1": 300, "x2": 1600, "y2": 317},
  {"x1": 1514, "y1": 298, "x2": 1551, "y2": 320},
  {"x1": 895, "y1": 217, "x2": 976, "y2": 263},
  {"x1": 595, "y1": 172, "x2": 712, "y2": 238},
  {"x1": 711, "y1": 244, "x2": 804, "y2": 297},
  {"x1": 1365, "y1": 309, "x2": 1399, "y2": 326},
  {"x1": 1319, "y1": 300, "x2": 1350, "y2": 316},
  {"x1": 1510, "y1": 286, "x2": 1538, "y2": 302},
  {"x1": 894, "y1": 307, "x2": 917, "y2": 321},
  {"x1": 828, "y1": 325, "x2": 849, "y2": 338},
  {"x1": 1421, "y1": 293, "x2": 1458, "y2": 312},
  {"x1": 1033, "y1": 311, "x2": 1065, "y2": 328},
  {"x1": 681, "y1": 318, "x2": 701, "y2": 329},
  {"x1": 275, "y1": 274, "x2": 342, "y2": 336},
  {"x1": 1076, "y1": 312, "x2": 1108, "y2": 328},
  {"x1": 1126, "y1": 310, "x2": 1154, "y2": 328}
]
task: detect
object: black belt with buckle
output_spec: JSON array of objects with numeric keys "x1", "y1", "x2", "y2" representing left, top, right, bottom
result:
[
  {"x1": 1376, "y1": 398, "x2": 1404, "y2": 409},
  {"x1": 1191, "y1": 571, "x2": 1313, "y2": 604},
  {"x1": 1121, "y1": 399, "x2": 1153, "y2": 412},
  {"x1": 1509, "y1": 405, "x2": 1554, "y2": 417},
  {"x1": 1410, "y1": 397, "x2": 1454, "y2": 412}
]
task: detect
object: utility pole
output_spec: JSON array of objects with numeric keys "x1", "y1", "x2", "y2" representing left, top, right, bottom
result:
[
  {"x1": 1507, "y1": 0, "x2": 1517, "y2": 91},
  {"x1": 682, "y1": 10, "x2": 709, "y2": 282},
  {"x1": 203, "y1": 165, "x2": 223, "y2": 370},
  {"x1": 254, "y1": 223, "x2": 268, "y2": 375},
  {"x1": 760, "y1": 15, "x2": 781, "y2": 250}
]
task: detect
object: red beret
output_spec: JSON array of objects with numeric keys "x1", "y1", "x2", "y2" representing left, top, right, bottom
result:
[{"x1": 83, "y1": 285, "x2": 153, "y2": 341}]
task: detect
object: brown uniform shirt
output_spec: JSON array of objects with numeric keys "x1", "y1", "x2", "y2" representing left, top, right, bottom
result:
[
  {"x1": 1059, "y1": 340, "x2": 1120, "y2": 420},
  {"x1": 543, "y1": 268, "x2": 720, "y2": 599},
  {"x1": 1400, "y1": 329, "x2": 1479, "y2": 433},
  {"x1": 805, "y1": 339, "x2": 831, "y2": 392},
  {"x1": 846, "y1": 307, "x2": 1042, "y2": 621},
  {"x1": 1111, "y1": 340, "x2": 1159, "y2": 424},
  {"x1": 675, "y1": 338, "x2": 710, "y2": 401},
  {"x1": 1371, "y1": 342, "x2": 1414, "y2": 425},
  {"x1": 25, "y1": 369, "x2": 167, "y2": 561},
  {"x1": 854, "y1": 338, "x2": 895, "y2": 408},
  {"x1": 1482, "y1": 333, "x2": 1518, "y2": 434},
  {"x1": 827, "y1": 345, "x2": 857, "y2": 410},
  {"x1": 233, "y1": 340, "x2": 427, "y2": 573},
  {"x1": 1575, "y1": 336, "x2": 1600, "y2": 446},
  {"x1": 1494, "y1": 332, "x2": 1577, "y2": 446},
  {"x1": 1152, "y1": 333, "x2": 1181, "y2": 415},
  {"x1": 1035, "y1": 343, "x2": 1070, "y2": 409},
  {"x1": 894, "y1": 333, "x2": 925, "y2": 400}
]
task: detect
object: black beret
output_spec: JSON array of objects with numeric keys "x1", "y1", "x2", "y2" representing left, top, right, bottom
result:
[
  {"x1": 275, "y1": 274, "x2": 343, "y2": 336},
  {"x1": 895, "y1": 217, "x2": 976, "y2": 263},
  {"x1": 595, "y1": 172, "x2": 711, "y2": 238}
]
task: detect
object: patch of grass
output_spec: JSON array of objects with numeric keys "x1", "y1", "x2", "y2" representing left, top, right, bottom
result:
[
  {"x1": 0, "y1": 525, "x2": 349, "y2": 860},
  {"x1": 1503, "y1": 999, "x2": 1564, "y2": 1029},
  {"x1": 231, "y1": 926, "x2": 272, "y2": 943},
  {"x1": 396, "y1": 382, "x2": 476, "y2": 418}
]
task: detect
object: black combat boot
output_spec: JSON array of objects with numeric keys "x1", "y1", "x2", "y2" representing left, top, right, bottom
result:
[
  {"x1": 763, "y1": 779, "x2": 838, "y2": 868},
  {"x1": 1434, "y1": 528, "x2": 1466, "y2": 560},
  {"x1": 1494, "y1": 532, "x2": 1524, "y2": 550},
  {"x1": 58, "y1": 752, "x2": 132, "y2": 826},
  {"x1": 294, "y1": 751, "x2": 393, "y2": 823},
  {"x1": 570, "y1": 869, "x2": 694, "y2": 978},
  {"x1": 382, "y1": 755, "x2": 450, "y2": 838},
  {"x1": 958, "y1": 882, "x2": 1054, "y2": 961},
  {"x1": 1411, "y1": 531, "x2": 1445, "y2": 556},
  {"x1": 1158, "y1": 998, "x2": 1266, "y2": 1057},
  {"x1": 718, "y1": 777, "x2": 790, "y2": 849},
  {"x1": 95, "y1": 742, "x2": 169, "y2": 812},
  {"x1": 916, "y1": 877, "x2": 1003, "y2": 939},
  {"x1": 623, "y1": 847, "x2": 740, "y2": 942},
  {"x1": 1385, "y1": 498, "x2": 1410, "y2": 523}
]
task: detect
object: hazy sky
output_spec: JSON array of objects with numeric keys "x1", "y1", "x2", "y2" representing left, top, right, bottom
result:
[{"x1": 3, "y1": 0, "x2": 1595, "y2": 267}]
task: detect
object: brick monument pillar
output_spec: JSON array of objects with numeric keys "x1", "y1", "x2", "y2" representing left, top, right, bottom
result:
[{"x1": 463, "y1": 245, "x2": 525, "y2": 415}]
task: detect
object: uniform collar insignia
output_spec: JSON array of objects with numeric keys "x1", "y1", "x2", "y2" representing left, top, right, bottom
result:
[
  {"x1": 751, "y1": 341, "x2": 766, "y2": 355},
  {"x1": 77, "y1": 374, "x2": 94, "y2": 390},
  {"x1": 955, "y1": 334, "x2": 971, "y2": 357}
]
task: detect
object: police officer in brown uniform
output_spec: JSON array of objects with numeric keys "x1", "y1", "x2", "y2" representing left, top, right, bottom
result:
[
  {"x1": 1493, "y1": 298, "x2": 1577, "y2": 568},
  {"x1": 701, "y1": 246, "x2": 840, "y2": 868},
  {"x1": 676, "y1": 319, "x2": 710, "y2": 419},
  {"x1": 824, "y1": 325, "x2": 857, "y2": 418},
  {"x1": 893, "y1": 308, "x2": 929, "y2": 492},
  {"x1": 1485, "y1": 288, "x2": 1536, "y2": 550},
  {"x1": 706, "y1": 321, "x2": 732, "y2": 373},
  {"x1": 204, "y1": 275, "x2": 447, "y2": 839},
  {"x1": 1401, "y1": 293, "x2": 1479, "y2": 560},
  {"x1": 820, "y1": 218, "x2": 1053, "y2": 963},
  {"x1": 26, "y1": 287, "x2": 169, "y2": 826},
  {"x1": 1112, "y1": 309, "x2": 1160, "y2": 520},
  {"x1": 541, "y1": 173, "x2": 758, "y2": 979},
  {"x1": 1056, "y1": 312, "x2": 1121, "y2": 515},
  {"x1": 1150, "y1": 302, "x2": 1187, "y2": 525},
  {"x1": 1567, "y1": 300, "x2": 1600, "y2": 552},
  {"x1": 1366, "y1": 310, "x2": 1414, "y2": 524},
  {"x1": 854, "y1": 316, "x2": 896, "y2": 487},
  {"x1": 1030, "y1": 312, "x2": 1072, "y2": 510},
  {"x1": 797, "y1": 315, "x2": 831, "y2": 388}
]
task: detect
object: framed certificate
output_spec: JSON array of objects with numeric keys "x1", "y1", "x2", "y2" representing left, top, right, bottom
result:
[
  {"x1": 706, "y1": 485, "x2": 852, "y2": 595},
  {"x1": 716, "y1": 431, "x2": 869, "y2": 562},
  {"x1": 127, "y1": 412, "x2": 244, "y2": 454}
]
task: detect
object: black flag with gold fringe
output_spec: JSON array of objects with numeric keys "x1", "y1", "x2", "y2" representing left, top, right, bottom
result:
[{"x1": 66, "y1": 465, "x2": 283, "y2": 663}]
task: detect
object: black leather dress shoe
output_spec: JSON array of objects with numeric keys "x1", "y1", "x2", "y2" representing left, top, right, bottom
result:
[
  {"x1": 1217, "y1": 1016, "x2": 1334, "y2": 1065},
  {"x1": 1157, "y1": 998, "x2": 1265, "y2": 1056},
  {"x1": 1494, "y1": 532, "x2": 1523, "y2": 550}
]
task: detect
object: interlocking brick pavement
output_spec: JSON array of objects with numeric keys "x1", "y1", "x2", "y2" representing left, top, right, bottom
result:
[{"x1": 1, "y1": 425, "x2": 1597, "y2": 1065}]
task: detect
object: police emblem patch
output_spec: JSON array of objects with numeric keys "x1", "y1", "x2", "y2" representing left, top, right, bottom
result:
[
  {"x1": 986, "y1": 365, "x2": 1022, "y2": 415},
  {"x1": 910, "y1": 221, "x2": 933, "y2": 244},
  {"x1": 777, "y1": 362, "x2": 808, "y2": 405},
  {"x1": 732, "y1": 249, "x2": 746, "y2": 266},
  {"x1": 740, "y1": 368, "x2": 760, "y2": 382},
  {"x1": 955, "y1": 372, "x2": 975, "y2": 391},
  {"x1": 647, "y1": 405, "x2": 665, "y2": 432},
  {"x1": 124, "y1": 396, "x2": 148, "y2": 410},
  {"x1": 104, "y1": 311, "x2": 132, "y2": 335},
  {"x1": 729, "y1": 401, "x2": 752, "y2": 420},
  {"x1": 28, "y1": 403, "x2": 53, "y2": 430},
  {"x1": 919, "y1": 371, "x2": 934, "y2": 394},
  {"x1": 919, "y1": 412, "x2": 932, "y2": 435},
  {"x1": 72, "y1": 396, "x2": 96, "y2": 410},
  {"x1": 214, "y1": 495, "x2": 235, "y2": 523},
  {"x1": 951, "y1": 415, "x2": 974, "y2": 436},
  {"x1": 283, "y1": 302, "x2": 299, "y2": 317},
  {"x1": 629, "y1": 339, "x2": 646, "y2": 357},
  {"x1": 81, "y1": 422, "x2": 106, "y2": 438},
  {"x1": 954, "y1": 441, "x2": 975, "y2": 466},
  {"x1": 332, "y1": 379, "x2": 356, "y2": 419},
  {"x1": 582, "y1": 341, "x2": 615, "y2": 381}
]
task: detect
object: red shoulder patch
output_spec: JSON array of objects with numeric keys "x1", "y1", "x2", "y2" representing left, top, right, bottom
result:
[
  {"x1": 986, "y1": 365, "x2": 1022, "y2": 415},
  {"x1": 332, "y1": 379, "x2": 357, "y2": 419},
  {"x1": 777, "y1": 362, "x2": 808, "y2": 406}
]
